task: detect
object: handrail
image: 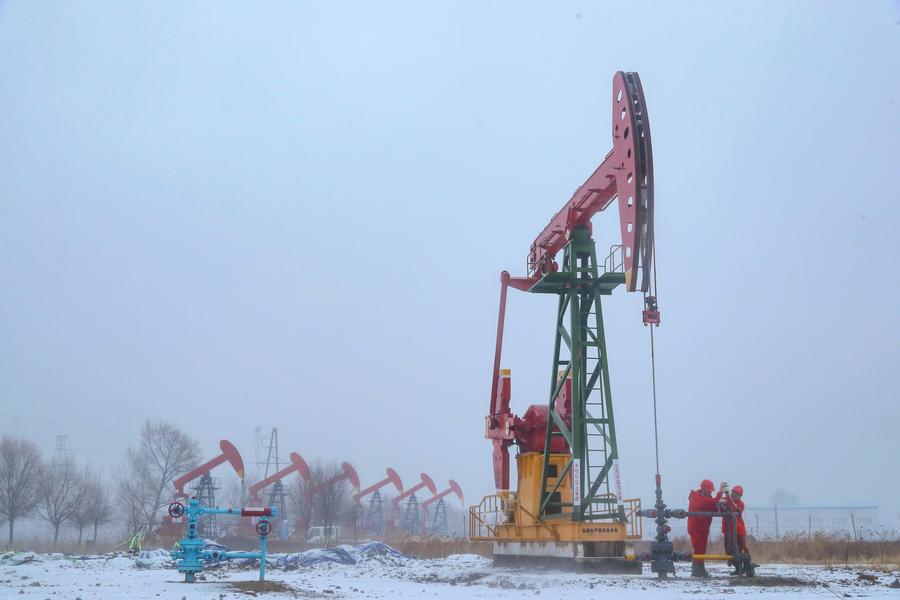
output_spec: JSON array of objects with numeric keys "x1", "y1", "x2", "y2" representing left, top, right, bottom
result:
[
  {"x1": 469, "y1": 493, "x2": 516, "y2": 539},
  {"x1": 624, "y1": 497, "x2": 643, "y2": 539},
  {"x1": 604, "y1": 244, "x2": 624, "y2": 274}
]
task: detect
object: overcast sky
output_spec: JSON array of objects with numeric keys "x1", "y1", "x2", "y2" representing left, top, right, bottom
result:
[{"x1": 1, "y1": 1, "x2": 898, "y2": 524}]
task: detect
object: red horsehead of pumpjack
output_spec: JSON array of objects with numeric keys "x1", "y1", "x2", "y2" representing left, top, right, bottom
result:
[
  {"x1": 173, "y1": 440, "x2": 244, "y2": 499},
  {"x1": 421, "y1": 480, "x2": 464, "y2": 511},
  {"x1": 392, "y1": 473, "x2": 437, "y2": 508},
  {"x1": 248, "y1": 452, "x2": 311, "y2": 504},
  {"x1": 311, "y1": 462, "x2": 361, "y2": 495},
  {"x1": 353, "y1": 468, "x2": 404, "y2": 504}
]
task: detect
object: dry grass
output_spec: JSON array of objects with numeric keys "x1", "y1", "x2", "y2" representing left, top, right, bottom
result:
[
  {"x1": 388, "y1": 534, "x2": 900, "y2": 570},
  {"x1": 749, "y1": 534, "x2": 900, "y2": 568},
  {"x1": 390, "y1": 536, "x2": 492, "y2": 559},
  {"x1": 7, "y1": 539, "x2": 119, "y2": 554},
  {"x1": 667, "y1": 533, "x2": 900, "y2": 569}
]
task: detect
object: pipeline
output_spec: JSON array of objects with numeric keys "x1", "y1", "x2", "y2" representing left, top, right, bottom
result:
[{"x1": 168, "y1": 498, "x2": 277, "y2": 583}]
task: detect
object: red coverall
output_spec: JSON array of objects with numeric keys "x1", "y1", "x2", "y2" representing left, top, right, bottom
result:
[
  {"x1": 722, "y1": 496, "x2": 747, "y2": 555},
  {"x1": 687, "y1": 490, "x2": 721, "y2": 555}
]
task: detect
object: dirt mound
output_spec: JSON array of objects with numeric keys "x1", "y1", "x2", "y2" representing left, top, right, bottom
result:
[{"x1": 228, "y1": 580, "x2": 306, "y2": 596}]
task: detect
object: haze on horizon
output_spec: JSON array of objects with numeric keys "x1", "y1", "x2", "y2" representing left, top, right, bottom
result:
[{"x1": 1, "y1": 1, "x2": 898, "y2": 527}]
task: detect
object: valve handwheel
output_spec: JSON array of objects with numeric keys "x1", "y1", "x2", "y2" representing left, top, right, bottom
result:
[
  {"x1": 168, "y1": 501, "x2": 185, "y2": 518},
  {"x1": 255, "y1": 520, "x2": 272, "y2": 537}
]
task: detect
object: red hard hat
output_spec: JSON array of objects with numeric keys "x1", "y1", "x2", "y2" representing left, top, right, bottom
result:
[
  {"x1": 700, "y1": 479, "x2": 715, "y2": 493},
  {"x1": 732, "y1": 485, "x2": 744, "y2": 496}
]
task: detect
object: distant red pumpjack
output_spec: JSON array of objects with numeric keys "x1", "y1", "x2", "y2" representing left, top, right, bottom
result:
[{"x1": 173, "y1": 440, "x2": 244, "y2": 498}]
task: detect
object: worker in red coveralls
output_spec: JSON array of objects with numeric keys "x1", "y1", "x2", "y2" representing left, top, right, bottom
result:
[
  {"x1": 723, "y1": 484, "x2": 748, "y2": 571},
  {"x1": 687, "y1": 479, "x2": 722, "y2": 577}
]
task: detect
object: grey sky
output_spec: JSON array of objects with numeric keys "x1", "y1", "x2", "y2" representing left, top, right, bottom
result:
[{"x1": 1, "y1": 1, "x2": 898, "y2": 521}]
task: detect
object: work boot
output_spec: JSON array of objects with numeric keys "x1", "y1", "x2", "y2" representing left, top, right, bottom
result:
[
  {"x1": 698, "y1": 561, "x2": 711, "y2": 578},
  {"x1": 691, "y1": 561, "x2": 710, "y2": 578}
]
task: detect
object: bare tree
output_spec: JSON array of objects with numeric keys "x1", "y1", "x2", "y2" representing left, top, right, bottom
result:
[
  {"x1": 312, "y1": 462, "x2": 352, "y2": 534},
  {"x1": 72, "y1": 486, "x2": 92, "y2": 545},
  {"x1": 37, "y1": 455, "x2": 87, "y2": 546},
  {"x1": 87, "y1": 476, "x2": 113, "y2": 544},
  {"x1": 289, "y1": 474, "x2": 315, "y2": 539},
  {"x1": 218, "y1": 475, "x2": 248, "y2": 537},
  {"x1": 222, "y1": 475, "x2": 247, "y2": 508},
  {"x1": 117, "y1": 420, "x2": 201, "y2": 533},
  {"x1": 117, "y1": 461, "x2": 152, "y2": 535},
  {"x1": 73, "y1": 467, "x2": 106, "y2": 546},
  {"x1": 0, "y1": 436, "x2": 44, "y2": 546}
]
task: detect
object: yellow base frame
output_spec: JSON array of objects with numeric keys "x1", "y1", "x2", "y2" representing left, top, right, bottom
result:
[{"x1": 469, "y1": 453, "x2": 642, "y2": 545}]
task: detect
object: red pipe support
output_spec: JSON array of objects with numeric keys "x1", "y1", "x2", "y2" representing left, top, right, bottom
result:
[{"x1": 241, "y1": 507, "x2": 273, "y2": 517}]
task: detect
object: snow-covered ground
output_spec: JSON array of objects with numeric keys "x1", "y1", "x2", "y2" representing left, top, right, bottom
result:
[{"x1": 2, "y1": 548, "x2": 899, "y2": 599}]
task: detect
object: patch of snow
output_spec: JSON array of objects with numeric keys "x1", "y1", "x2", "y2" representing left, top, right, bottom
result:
[
  {"x1": 105, "y1": 555, "x2": 134, "y2": 569},
  {"x1": 2, "y1": 547, "x2": 899, "y2": 599},
  {"x1": 0, "y1": 551, "x2": 36, "y2": 566},
  {"x1": 136, "y1": 548, "x2": 172, "y2": 569}
]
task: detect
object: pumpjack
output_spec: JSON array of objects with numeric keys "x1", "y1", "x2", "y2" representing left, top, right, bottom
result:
[
  {"x1": 248, "y1": 452, "x2": 310, "y2": 538},
  {"x1": 354, "y1": 468, "x2": 404, "y2": 537},
  {"x1": 422, "y1": 480, "x2": 464, "y2": 536},
  {"x1": 469, "y1": 71, "x2": 655, "y2": 572},
  {"x1": 393, "y1": 473, "x2": 437, "y2": 535}
]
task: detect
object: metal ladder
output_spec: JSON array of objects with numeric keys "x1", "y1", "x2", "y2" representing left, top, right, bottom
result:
[
  {"x1": 578, "y1": 243, "x2": 620, "y2": 521},
  {"x1": 583, "y1": 302, "x2": 617, "y2": 520}
]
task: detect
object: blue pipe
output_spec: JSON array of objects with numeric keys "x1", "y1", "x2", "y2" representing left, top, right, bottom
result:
[{"x1": 169, "y1": 498, "x2": 276, "y2": 583}]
